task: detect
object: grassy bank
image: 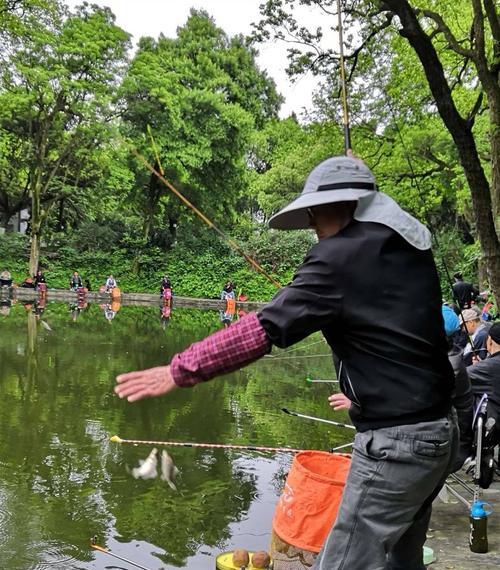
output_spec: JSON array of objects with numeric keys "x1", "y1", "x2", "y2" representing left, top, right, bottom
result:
[{"x1": 0, "y1": 231, "x2": 314, "y2": 301}]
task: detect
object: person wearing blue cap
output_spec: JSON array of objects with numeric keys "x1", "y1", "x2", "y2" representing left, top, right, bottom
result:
[
  {"x1": 442, "y1": 304, "x2": 473, "y2": 470},
  {"x1": 116, "y1": 155, "x2": 458, "y2": 570}
]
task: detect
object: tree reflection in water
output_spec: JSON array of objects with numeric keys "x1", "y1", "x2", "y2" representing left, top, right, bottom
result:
[{"x1": 0, "y1": 301, "x2": 343, "y2": 569}]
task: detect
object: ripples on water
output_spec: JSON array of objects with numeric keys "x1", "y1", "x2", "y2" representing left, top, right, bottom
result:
[{"x1": 0, "y1": 301, "x2": 345, "y2": 569}]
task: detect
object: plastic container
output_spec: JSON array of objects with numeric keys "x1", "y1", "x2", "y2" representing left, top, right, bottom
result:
[
  {"x1": 270, "y1": 451, "x2": 350, "y2": 569},
  {"x1": 469, "y1": 501, "x2": 492, "y2": 553},
  {"x1": 216, "y1": 551, "x2": 259, "y2": 570}
]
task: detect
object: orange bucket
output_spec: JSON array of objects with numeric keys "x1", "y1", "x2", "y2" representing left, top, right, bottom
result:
[{"x1": 272, "y1": 451, "x2": 351, "y2": 553}]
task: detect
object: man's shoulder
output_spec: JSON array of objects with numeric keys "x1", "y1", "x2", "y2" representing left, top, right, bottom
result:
[{"x1": 310, "y1": 222, "x2": 391, "y2": 253}]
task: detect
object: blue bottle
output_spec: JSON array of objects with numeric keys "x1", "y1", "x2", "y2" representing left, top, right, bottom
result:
[{"x1": 469, "y1": 501, "x2": 491, "y2": 553}]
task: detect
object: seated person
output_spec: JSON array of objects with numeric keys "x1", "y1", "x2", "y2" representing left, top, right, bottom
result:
[
  {"x1": 19, "y1": 276, "x2": 35, "y2": 288},
  {"x1": 70, "y1": 271, "x2": 83, "y2": 290},
  {"x1": 0, "y1": 269, "x2": 12, "y2": 287},
  {"x1": 34, "y1": 269, "x2": 46, "y2": 290},
  {"x1": 160, "y1": 275, "x2": 171, "y2": 290},
  {"x1": 467, "y1": 322, "x2": 500, "y2": 405},
  {"x1": 105, "y1": 275, "x2": 117, "y2": 292},
  {"x1": 460, "y1": 308, "x2": 489, "y2": 365},
  {"x1": 220, "y1": 281, "x2": 235, "y2": 300},
  {"x1": 442, "y1": 305, "x2": 474, "y2": 470}
]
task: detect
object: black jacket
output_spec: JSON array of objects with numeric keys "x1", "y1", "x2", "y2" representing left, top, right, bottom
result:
[
  {"x1": 467, "y1": 352, "x2": 500, "y2": 447},
  {"x1": 452, "y1": 280, "x2": 477, "y2": 309},
  {"x1": 467, "y1": 351, "x2": 500, "y2": 400},
  {"x1": 258, "y1": 221, "x2": 454, "y2": 431},
  {"x1": 448, "y1": 347, "x2": 473, "y2": 469}
]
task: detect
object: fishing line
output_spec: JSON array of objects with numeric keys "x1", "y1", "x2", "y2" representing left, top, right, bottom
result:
[
  {"x1": 127, "y1": 142, "x2": 281, "y2": 289},
  {"x1": 264, "y1": 353, "x2": 332, "y2": 360},
  {"x1": 278, "y1": 338, "x2": 327, "y2": 355}
]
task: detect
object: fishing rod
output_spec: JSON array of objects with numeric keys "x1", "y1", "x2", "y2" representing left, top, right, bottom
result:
[
  {"x1": 306, "y1": 377, "x2": 339, "y2": 383},
  {"x1": 330, "y1": 441, "x2": 354, "y2": 451},
  {"x1": 110, "y1": 434, "x2": 305, "y2": 454},
  {"x1": 281, "y1": 408, "x2": 356, "y2": 430},
  {"x1": 129, "y1": 143, "x2": 281, "y2": 289},
  {"x1": 90, "y1": 538, "x2": 155, "y2": 570},
  {"x1": 336, "y1": 0, "x2": 351, "y2": 154}
]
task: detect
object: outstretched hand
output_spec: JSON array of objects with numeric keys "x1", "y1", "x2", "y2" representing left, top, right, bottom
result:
[
  {"x1": 328, "y1": 393, "x2": 352, "y2": 411},
  {"x1": 115, "y1": 365, "x2": 177, "y2": 402}
]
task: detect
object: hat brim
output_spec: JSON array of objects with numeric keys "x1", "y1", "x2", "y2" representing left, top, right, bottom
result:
[{"x1": 269, "y1": 188, "x2": 374, "y2": 230}]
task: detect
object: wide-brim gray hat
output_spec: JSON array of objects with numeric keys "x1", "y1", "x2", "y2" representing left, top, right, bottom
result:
[{"x1": 269, "y1": 156, "x2": 377, "y2": 230}]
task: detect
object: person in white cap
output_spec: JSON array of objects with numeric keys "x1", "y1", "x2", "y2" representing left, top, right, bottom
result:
[
  {"x1": 460, "y1": 307, "x2": 489, "y2": 365},
  {"x1": 115, "y1": 155, "x2": 458, "y2": 570}
]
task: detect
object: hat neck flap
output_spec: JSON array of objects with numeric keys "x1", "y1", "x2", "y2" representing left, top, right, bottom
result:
[{"x1": 354, "y1": 192, "x2": 432, "y2": 251}]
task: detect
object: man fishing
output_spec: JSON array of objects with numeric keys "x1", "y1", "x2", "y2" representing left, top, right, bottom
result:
[{"x1": 116, "y1": 155, "x2": 458, "y2": 570}]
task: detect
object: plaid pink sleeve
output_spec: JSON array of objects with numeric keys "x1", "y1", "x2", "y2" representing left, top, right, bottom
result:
[{"x1": 171, "y1": 312, "x2": 271, "y2": 387}]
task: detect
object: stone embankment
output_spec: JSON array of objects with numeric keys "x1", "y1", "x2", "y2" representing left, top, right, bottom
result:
[{"x1": 4, "y1": 287, "x2": 267, "y2": 311}]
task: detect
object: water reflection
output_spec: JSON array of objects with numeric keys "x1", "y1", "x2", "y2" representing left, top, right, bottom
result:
[{"x1": 0, "y1": 301, "x2": 344, "y2": 569}]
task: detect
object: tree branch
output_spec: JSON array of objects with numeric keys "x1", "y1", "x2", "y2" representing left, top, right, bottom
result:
[
  {"x1": 395, "y1": 166, "x2": 444, "y2": 183},
  {"x1": 466, "y1": 90, "x2": 485, "y2": 126},
  {"x1": 419, "y1": 9, "x2": 475, "y2": 59},
  {"x1": 344, "y1": 13, "x2": 394, "y2": 81},
  {"x1": 482, "y1": 0, "x2": 500, "y2": 46}
]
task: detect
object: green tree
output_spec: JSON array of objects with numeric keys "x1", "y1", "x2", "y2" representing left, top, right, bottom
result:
[
  {"x1": 254, "y1": 0, "x2": 500, "y2": 302},
  {"x1": 120, "y1": 9, "x2": 282, "y2": 243},
  {"x1": 0, "y1": 0, "x2": 130, "y2": 273}
]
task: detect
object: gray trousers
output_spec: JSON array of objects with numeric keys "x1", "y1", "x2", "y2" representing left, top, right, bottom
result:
[{"x1": 313, "y1": 413, "x2": 459, "y2": 570}]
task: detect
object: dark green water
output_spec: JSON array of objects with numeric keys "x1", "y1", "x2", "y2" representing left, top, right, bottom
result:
[{"x1": 0, "y1": 297, "x2": 348, "y2": 570}]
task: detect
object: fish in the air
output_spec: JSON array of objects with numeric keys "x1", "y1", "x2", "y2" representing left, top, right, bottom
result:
[
  {"x1": 132, "y1": 448, "x2": 158, "y2": 480},
  {"x1": 160, "y1": 450, "x2": 179, "y2": 490}
]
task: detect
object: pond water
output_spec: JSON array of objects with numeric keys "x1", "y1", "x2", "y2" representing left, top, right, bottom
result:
[{"x1": 0, "y1": 297, "x2": 349, "y2": 570}]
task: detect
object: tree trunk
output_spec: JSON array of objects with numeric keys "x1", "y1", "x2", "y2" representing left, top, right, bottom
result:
[
  {"x1": 29, "y1": 177, "x2": 42, "y2": 275},
  {"x1": 0, "y1": 210, "x2": 10, "y2": 232},
  {"x1": 142, "y1": 169, "x2": 163, "y2": 240},
  {"x1": 381, "y1": 0, "x2": 500, "y2": 307},
  {"x1": 488, "y1": 97, "x2": 500, "y2": 228},
  {"x1": 29, "y1": 126, "x2": 46, "y2": 276},
  {"x1": 57, "y1": 197, "x2": 65, "y2": 232},
  {"x1": 168, "y1": 216, "x2": 177, "y2": 244},
  {"x1": 29, "y1": 231, "x2": 40, "y2": 276}
]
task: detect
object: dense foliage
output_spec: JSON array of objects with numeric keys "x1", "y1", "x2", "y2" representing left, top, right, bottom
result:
[{"x1": 0, "y1": 0, "x2": 498, "y2": 302}]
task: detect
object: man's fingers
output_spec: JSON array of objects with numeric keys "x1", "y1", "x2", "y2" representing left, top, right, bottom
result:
[
  {"x1": 115, "y1": 365, "x2": 174, "y2": 402},
  {"x1": 126, "y1": 388, "x2": 153, "y2": 403},
  {"x1": 115, "y1": 382, "x2": 148, "y2": 399},
  {"x1": 116, "y1": 370, "x2": 148, "y2": 383}
]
